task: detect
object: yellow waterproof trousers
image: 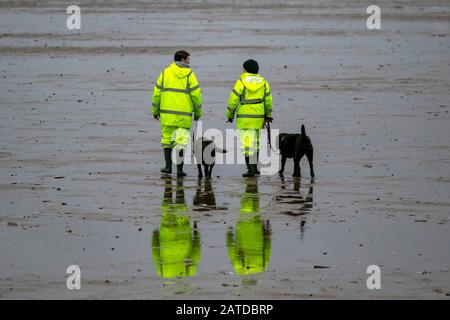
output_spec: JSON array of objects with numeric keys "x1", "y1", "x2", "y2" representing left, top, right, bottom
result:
[
  {"x1": 239, "y1": 129, "x2": 260, "y2": 156},
  {"x1": 161, "y1": 125, "x2": 190, "y2": 149}
]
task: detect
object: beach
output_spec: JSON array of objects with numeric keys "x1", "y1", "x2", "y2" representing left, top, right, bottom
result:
[{"x1": 0, "y1": 0, "x2": 449, "y2": 299}]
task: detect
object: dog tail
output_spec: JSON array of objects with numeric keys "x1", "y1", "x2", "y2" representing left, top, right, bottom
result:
[
  {"x1": 301, "y1": 124, "x2": 306, "y2": 136},
  {"x1": 215, "y1": 147, "x2": 228, "y2": 153}
]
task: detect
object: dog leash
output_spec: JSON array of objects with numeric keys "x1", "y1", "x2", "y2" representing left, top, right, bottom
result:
[
  {"x1": 192, "y1": 120, "x2": 197, "y2": 163},
  {"x1": 264, "y1": 121, "x2": 280, "y2": 154},
  {"x1": 265, "y1": 121, "x2": 272, "y2": 148}
]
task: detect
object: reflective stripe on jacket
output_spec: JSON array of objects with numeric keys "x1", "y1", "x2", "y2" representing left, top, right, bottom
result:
[
  {"x1": 226, "y1": 72, "x2": 273, "y2": 129},
  {"x1": 152, "y1": 62, "x2": 202, "y2": 129}
]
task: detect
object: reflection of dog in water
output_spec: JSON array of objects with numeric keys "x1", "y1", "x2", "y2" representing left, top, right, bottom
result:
[
  {"x1": 193, "y1": 137, "x2": 227, "y2": 179},
  {"x1": 193, "y1": 178, "x2": 217, "y2": 211},
  {"x1": 275, "y1": 177, "x2": 314, "y2": 216}
]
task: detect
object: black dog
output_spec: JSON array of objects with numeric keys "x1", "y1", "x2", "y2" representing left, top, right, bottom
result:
[
  {"x1": 278, "y1": 124, "x2": 315, "y2": 178},
  {"x1": 193, "y1": 137, "x2": 226, "y2": 179}
]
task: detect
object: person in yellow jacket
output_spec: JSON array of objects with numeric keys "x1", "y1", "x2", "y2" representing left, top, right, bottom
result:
[
  {"x1": 226, "y1": 59, "x2": 273, "y2": 177},
  {"x1": 152, "y1": 177, "x2": 201, "y2": 278},
  {"x1": 226, "y1": 179, "x2": 271, "y2": 276},
  {"x1": 152, "y1": 50, "x2": 203, "y2": 177}
]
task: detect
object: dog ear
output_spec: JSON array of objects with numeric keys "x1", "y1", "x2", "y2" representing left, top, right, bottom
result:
[{"x1": 301, "y1": 124, "x2": 306, "y2": 136}]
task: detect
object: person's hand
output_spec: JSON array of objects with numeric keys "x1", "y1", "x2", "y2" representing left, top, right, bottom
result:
[
  {"x1": 153, "y1": 114, "x2": 160, "y2": 120},
  {"x1": 226, "y1": 118, "x2": 233, "y2": 123}
]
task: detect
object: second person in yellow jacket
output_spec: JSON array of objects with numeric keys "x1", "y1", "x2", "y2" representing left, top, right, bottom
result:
[{"x1": 226, "y1": 59, "x2": 273, "y2": 177}]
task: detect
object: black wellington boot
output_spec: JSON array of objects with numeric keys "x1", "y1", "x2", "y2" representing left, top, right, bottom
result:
[
  {"x1": 252, "y1": 164, "x2": 258, "y2": 176},
  {"x1": 160, "y1": 148, "x2": 172, "y2": 174},
  {"x1": 176, "y1": 149, "x2": 187, "y2": 178},
  {"x1": 242, "y1": 156, "x2": 255, "y2": 177}
]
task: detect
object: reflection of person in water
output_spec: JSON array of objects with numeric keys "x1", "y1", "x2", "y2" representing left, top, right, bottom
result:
[
  {"x1": 226, "y1": 179, "x2": 271, "y2": 275},
  {"x1": 152, "y1": 177, "x2": 201, "y2": 278}
]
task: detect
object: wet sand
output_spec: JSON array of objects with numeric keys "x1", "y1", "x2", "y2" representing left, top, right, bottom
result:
[{"x1": 0, "y1": 0, "x2": 449, "y2": 299}]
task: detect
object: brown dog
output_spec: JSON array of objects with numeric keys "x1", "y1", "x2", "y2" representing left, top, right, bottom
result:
[{"x1": 193, "y1": 137, "x2": 227, "y2": 179}]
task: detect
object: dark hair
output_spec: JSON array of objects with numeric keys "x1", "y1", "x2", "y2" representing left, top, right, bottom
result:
[{"x1": 174, "y1": 50, "x2": 190, "y2": 62}]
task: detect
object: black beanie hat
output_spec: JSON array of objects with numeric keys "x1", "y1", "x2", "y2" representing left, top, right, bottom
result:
[{"x1": 243, "y1": 59, "x2": 259, "y2": 74}]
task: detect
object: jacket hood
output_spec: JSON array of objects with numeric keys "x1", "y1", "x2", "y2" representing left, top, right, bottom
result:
[
  {"x1": 169, "y1": 62, "x2": 191, "y2": 78},
  {"x1": 241, "y1": 72, "x2": 266, "y2": 92}
]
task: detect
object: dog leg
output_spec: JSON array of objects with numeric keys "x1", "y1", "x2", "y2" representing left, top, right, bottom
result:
[
  {"x1": 306, "y1": 150, "x2": 315, "y2": 179},
  {"x1": 203, "y1": 165, "x2": 209, "y2": 179},
  {"x1": 207, "y1": 163, "x2": 214, "y2": 179},
  {"x1": 279, "y1": 156, "x2": 287, "y2": 176},
  {"x1": 293, "y1": 160, "x2": 298, "y2": 177},
  {"x1": 293, "y1": 157, "x2": 301, "y2": 177},
  {"x1": 197, "y1": 164, "x2": 203, "y2": 178}
]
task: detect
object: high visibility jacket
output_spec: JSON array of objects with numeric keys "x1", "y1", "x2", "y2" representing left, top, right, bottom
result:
[
  {"x1": 226, "y1": 72, "x2": 273, "y2": 129},
  {"x1": 152, "y1": 62, "x2": 202, "y2": 129},
  {"x1": 226, "y1": 182, "x2": 271, "y2": 275}
]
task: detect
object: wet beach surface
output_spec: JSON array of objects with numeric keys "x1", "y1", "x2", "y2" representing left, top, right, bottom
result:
[{"x1": 0, "y1": 0, "x2": 450, "y2": 298}]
